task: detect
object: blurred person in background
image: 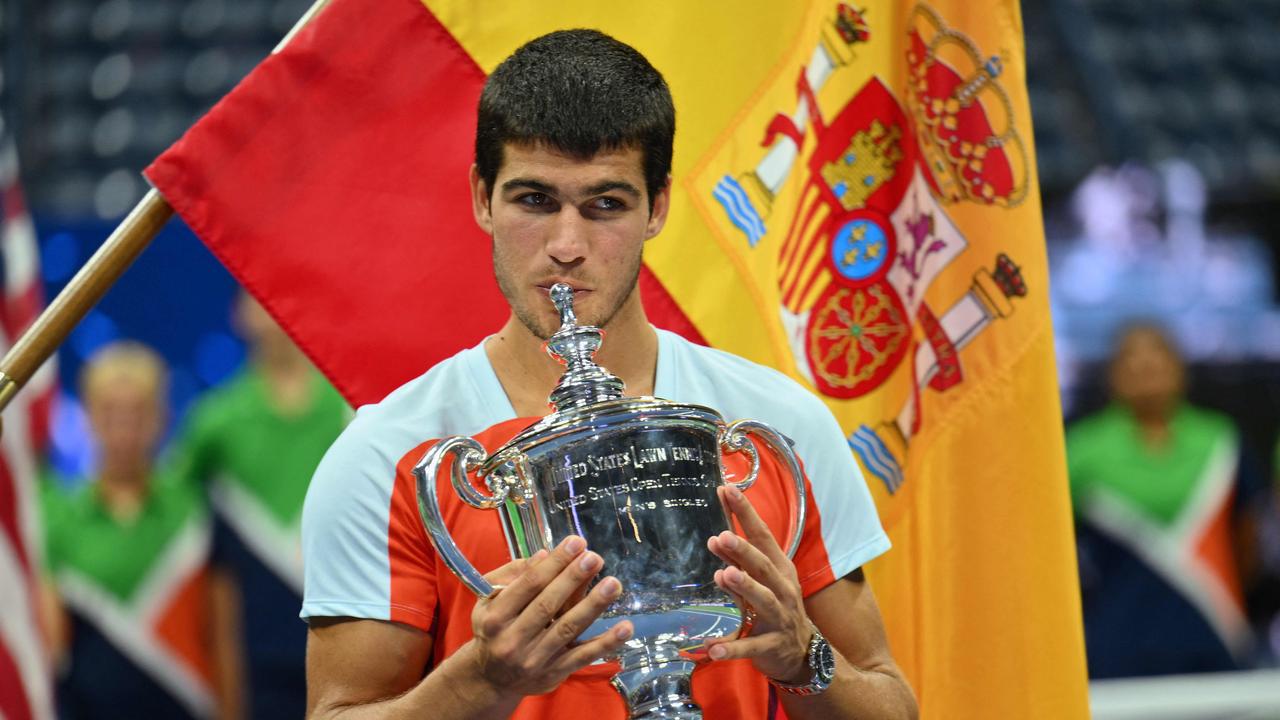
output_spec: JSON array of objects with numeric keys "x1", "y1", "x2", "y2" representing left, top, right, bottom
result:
[
  {"x1": 172, "y1": 291, "x2": 349, "y2": 718},
  {"x1": 1067, "y1": 322, "x2": 1267, "y2": 678},
  {"x1": 39, "y1": 341, "x2": 220, "y2": 719}
]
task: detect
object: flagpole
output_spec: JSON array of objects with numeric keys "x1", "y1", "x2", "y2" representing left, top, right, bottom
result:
[
  {"x1": 0, "y1": 0, "x2": 333, "y2": 416},
  {"x1": 0, "y1": 189, "x2": 171, "y2": 409}
]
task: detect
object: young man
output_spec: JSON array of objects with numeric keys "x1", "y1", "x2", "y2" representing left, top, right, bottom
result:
[{"x1": 301, "y1": 30, "x2": 916, "y2": 719}]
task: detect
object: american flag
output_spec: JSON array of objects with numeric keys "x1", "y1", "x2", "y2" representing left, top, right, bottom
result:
[{"x1": 0, "y1": 135, "x2": 55, "y2": 720}]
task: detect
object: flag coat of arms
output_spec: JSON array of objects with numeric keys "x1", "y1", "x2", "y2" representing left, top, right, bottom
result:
[{"x1": 145, "y1": 1, "x2": 1089, "y2": 716}]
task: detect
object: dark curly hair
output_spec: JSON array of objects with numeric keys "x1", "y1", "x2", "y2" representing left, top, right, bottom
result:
[{"x1": 474, "y1": 29, "x2": 675, "y2": 211}]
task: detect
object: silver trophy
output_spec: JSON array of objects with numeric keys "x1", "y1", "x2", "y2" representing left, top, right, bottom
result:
[{"x1": 415, "y1": 283, "x2": 805, "y2": 719}]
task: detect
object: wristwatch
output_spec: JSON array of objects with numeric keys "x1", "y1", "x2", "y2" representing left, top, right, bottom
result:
[{"x1": 769, "y1": 628, "x2": 835, "y2": 696}]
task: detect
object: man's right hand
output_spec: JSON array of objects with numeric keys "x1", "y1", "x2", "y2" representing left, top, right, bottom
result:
[
  {"x1": 462, "y1": 535, "x2": 633, "y2": 699},
  {"x1": 305, "y1": 536, "x2": 632, "y2": 720}
]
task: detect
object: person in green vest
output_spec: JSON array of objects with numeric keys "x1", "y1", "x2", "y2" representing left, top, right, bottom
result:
[
  {"x1": 172, "y1": 292, "x2": 349, "y2": 719},
  {"x1": 1067, "y1": 322, "x2": 1261, "y2": 677},
  {"x1": 40, "y1": 341, "x2": 218, "y2": 719}
]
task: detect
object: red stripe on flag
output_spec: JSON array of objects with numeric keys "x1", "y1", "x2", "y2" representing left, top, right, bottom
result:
[
  {"x1": 148, "y1": 0, "x2": 709, "y2": 406},
  {"x1": 1, "y1": 284, "x2": 42, "y2": 350},
  {"x1": 1, "y1": 183, "x2": 23, "y2": 221},
  {"x1": 24, "y1": 389, "x2": 52, "y2": 457},
  {"x1": 146, "y1": 0, "x2": 499, "y2": 407},
  {"x1": 0, "y1": 631, "x2": 34, "y2": 720},
  {"x1": 0, "y1": 454, "x2": 28, "y2": 577},
  {"x1": 638, "y1": 265, "x2": 706, "y2": 346}
]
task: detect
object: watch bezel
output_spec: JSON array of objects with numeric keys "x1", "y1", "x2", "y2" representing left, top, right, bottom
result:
[
  {"x1": 813, "y1": 630, "x2": 836, "y2": 684},
  {"x1": 770, "y1": 629, "x2": 834, "y2": 696}
]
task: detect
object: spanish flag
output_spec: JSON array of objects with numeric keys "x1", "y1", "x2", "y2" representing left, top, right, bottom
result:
[{"x1": 145, "y1": 1, "x2": 1089, "y2": 716}]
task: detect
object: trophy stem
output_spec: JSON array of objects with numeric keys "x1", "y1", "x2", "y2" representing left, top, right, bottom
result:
[{"x1": 610, "y1": 644, "x2": 702, "y2": 720}]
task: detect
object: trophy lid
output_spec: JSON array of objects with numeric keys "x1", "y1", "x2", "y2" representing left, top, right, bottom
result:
[{"x1": 544, "y1": 283, "x2": 625, "y2": 411}]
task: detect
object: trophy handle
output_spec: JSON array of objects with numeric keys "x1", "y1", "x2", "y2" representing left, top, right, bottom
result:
[
  {"x1": 720, "y1": 420, "x2": 807, "y2": 560},
  {"x1": 413, "y1": 436, "x2": 504, "y2": 598}
]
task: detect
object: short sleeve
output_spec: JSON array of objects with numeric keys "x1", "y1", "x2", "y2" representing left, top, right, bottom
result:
[
  {"x1": 300, "y1": 420, "x2": 405, "y2": 625},
  {"x1": 788, "y1": 393, "x2": 891, "y2": 593},
  {"x1": 384, "y1": 439, "x2": 441, "y2": 631}
]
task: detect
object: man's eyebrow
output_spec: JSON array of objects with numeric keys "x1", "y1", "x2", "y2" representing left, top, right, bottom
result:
[
  {"x1": 584, "y1": 180, "x2": 641, "y2": 198},
  {"x1": 501, "y1": 178, "x2": 557, "y2": 194},
  {"x1": 499, "y1": 178, "x2": 642, "y2": 199}
]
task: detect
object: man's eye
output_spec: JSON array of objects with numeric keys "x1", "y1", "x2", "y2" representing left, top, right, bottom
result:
[
  {"x1": 518, "y1": 192, "x2": 552, "y2": 206},
  {"x1": 591, "y1": 197, "x2": 625, "y2": 211}
]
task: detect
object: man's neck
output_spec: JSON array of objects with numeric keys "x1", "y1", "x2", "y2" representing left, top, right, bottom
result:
[
  {"x1": 485, "y1": 293, "x2": 658, "y2": 417},
  {"x1": 255, "y1": 348, "x2": 315, "y2": 416},
  {"x1": 1134, "y1": 408, "x2": 1174, "y2": 450},
  {"x1": 97, "y1": 462, "x2": 151, "y2": 523}
]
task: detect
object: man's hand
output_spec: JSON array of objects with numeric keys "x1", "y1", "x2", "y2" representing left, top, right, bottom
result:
[
  {"x1": 464, "y1": 535, "x2": 635, "y2": 698},
  {"x1": 704, "y1": 485, "x2": 813, "y2": 684},
  {"x1": 306, "y1": 536, "x2": 634, "y2": 720}
]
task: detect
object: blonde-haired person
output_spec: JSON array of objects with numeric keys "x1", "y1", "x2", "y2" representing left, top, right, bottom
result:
[{"x1": 40, "y1": 341, "x2": 223, "y2": 719}]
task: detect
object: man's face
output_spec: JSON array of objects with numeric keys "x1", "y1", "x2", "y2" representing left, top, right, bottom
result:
[
  {"x1": 235, "y1": 292, "x2": 301, "y2": 363},
  {"x1": 1109, "y1": 327, "x2": 1184, "y2": 417},
  {"x1": 86, "y1": 378, "x2": 163, "y2": 466},
  {"x1": 471, "y1": 143, "x2": 670, "y2": 339}
]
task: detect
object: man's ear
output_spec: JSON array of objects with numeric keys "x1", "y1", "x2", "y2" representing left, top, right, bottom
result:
[
  {"x1": 645, "y1": 175, "x2": 673, "y2": 240},
  {"x1": 470, "y1": 164, "x2": 493, "y2": 235}
]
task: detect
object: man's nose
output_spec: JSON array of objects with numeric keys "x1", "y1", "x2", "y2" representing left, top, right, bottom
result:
[{"x1": 545, "y1": 209, "x2": 588, "y2": 265}]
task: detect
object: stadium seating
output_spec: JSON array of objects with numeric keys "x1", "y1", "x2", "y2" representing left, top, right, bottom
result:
[{"x1": 8, "y1": 0, "x2": 1280, "y2": 217}]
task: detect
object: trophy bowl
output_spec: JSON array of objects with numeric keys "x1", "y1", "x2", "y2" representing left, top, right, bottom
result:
[{"x1": 414, "y1": 284, "x2": 805, "y2": 719}]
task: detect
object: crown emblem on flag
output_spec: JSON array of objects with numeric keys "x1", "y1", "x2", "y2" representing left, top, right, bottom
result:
[
  {"x1": 905, "y1": 5, "x2": 1029, "y2": 207},
  {"x1": 819, "y1": 4, "x2": 871, "y2": 66},
  {"x1": 820, "y1": 120, "x2": 905, "y2": 212}
]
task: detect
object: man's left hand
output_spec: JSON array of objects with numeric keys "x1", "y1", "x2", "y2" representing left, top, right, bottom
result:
[{"x1": 704, "y1": 484, "x2": 813, "y2": 685}]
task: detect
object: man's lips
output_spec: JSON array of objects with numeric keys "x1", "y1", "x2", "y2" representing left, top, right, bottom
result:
[{"x1": 536, "y1": 282, "x2": 591, "y2": 294}]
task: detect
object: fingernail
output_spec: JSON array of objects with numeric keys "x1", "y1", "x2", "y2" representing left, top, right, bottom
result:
[
  {"x1": 531, "y1": 549, "x2": 549, "y2": 561},
  {"x1": 728, "y1": 486, "x2": 743, "y2": 501},
  {"x1": 614, "y1": 623, "x2": 633, "y2": 640},
  {"x1": 719, "y1": 532, "x2": 738, "y2": 549},
  {"x1": 709, "y1": 644, "x2": 727, "y2": 660},
  {"x1": 563, "y1": 536, "x2": 585, "y2": 554},
  {"x1": 599, "y1": 577, "x2": 621, "y2": 598},
  {"x1": 726, "y1": 567, "x2": 742, "y2": 585},
  {"x1": 579, "y1": 551, "x2": 601, "y2": 572}
]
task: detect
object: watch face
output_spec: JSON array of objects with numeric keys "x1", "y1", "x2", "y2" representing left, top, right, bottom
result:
[{"x1": 815, "y1": 634, "x2": 836, "y2": 683}]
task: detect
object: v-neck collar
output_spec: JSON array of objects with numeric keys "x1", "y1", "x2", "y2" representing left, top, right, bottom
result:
[{"x1": 470, "y1": 328, "x2": 677, "y2": 419}]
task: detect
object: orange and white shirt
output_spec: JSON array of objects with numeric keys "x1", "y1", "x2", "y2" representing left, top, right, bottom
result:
[{"x1": 302, "y1": 329, "x2": 889, "y2": 718}]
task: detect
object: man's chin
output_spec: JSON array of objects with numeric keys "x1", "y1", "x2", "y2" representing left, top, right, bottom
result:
[
  {"x1": 513, "y1": 309, "x2": 565, "y2": 342},
  {"x1": 517, "y1": 287, "x2": 627, "y2": 340},
  {"x1": 521, "y1": 312, "x2": 607, "y2": 342}
]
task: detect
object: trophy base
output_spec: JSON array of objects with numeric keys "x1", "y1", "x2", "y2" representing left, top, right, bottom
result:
[{"x1": 611, "y1": 645, "x2": 702, "y2": 719}]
